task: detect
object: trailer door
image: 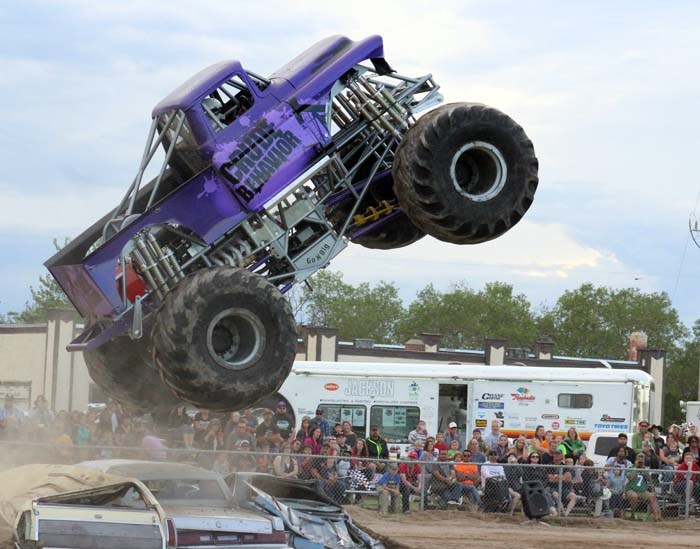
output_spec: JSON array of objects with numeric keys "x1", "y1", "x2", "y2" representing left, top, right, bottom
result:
[{"x1": 438, "y1": 383, "x2": 468, "y2": 444}]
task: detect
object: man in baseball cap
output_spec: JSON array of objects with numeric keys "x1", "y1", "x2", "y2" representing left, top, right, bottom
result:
[
  {"x1": 445, "y1": 421, "x2": 462, "y2": 450},
  {"x1": 272, "y1": 400, "x2": 293, "y2": 440},
  {"x1": 399, "y1": 449, "x2": 422, "y2": 513}
]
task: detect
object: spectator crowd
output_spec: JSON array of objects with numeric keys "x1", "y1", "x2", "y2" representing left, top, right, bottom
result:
[{"x1": 2, "y1": 394, "x2": 700, "y2": 519}]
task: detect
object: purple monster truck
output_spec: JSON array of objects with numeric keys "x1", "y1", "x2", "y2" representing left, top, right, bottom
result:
[{"x1": 45, "y1": 35, "x2": 538, "y2": 411}]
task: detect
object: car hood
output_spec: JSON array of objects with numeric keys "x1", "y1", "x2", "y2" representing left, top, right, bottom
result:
[
  {"x1": 162, "y1": 503, "x2": 280, "y2": 533},
  {"x1": 236, "y1": 476, "x2": 383, "y2": 549}
]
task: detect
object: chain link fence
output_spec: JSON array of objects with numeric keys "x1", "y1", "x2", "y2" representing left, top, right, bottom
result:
[{"x1": 1, "y1": 440, "x2": 698, "y2": 520}]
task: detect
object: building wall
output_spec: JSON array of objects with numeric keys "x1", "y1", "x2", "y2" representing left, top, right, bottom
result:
[
  {"x1": 0, "y1": 325, "x2": 47, "y2": 409},
  {"x1": 0, "y1": 310, "x2": 89, "y2": 412},
  {"x1": 0, "y1": 319, "x2": 667, "y2": 424}
]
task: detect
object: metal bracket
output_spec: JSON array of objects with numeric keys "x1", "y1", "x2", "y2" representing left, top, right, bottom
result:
[{"x1": 130, "y1": 296, "x2": 144, "y2": 340}]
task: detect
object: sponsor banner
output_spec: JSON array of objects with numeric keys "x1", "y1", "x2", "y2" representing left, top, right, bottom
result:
[
  {"x1": 475, "y1": 419, "x2": 488, "y2": 428},
  {"x1": 481, "y1": 393, "x2": 505, "y2": 400},
  {"x1": 565, "y1": 419, "x2": 586, "y2": 426},
  {"x1": 478, "y1": 401, "x2": 505, "y2": 409},
  {"x1": 542, "y1": 414, "x2": 559, "y2": 420},
  {"x1": 324, "y1": 383, "x2": 339, "y2": 391},
  {"x1": 552, "y1": 421, "x2": 560, "y2": 430}
]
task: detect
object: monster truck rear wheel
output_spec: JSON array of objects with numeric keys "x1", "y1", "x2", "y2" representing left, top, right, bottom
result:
[
  {"x1": 393, "y1": 102, "x2": 538, "y2": 244},
  {"x1": 152, "y1": 267, "x2": 296, "y2": 411},
  {"x1": 83, "y1": 335, "x2": 181, "y2": 411}
]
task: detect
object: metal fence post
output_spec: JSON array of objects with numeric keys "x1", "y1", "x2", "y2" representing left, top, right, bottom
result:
[
  {"x1": 419, "y1": 467, "x2": 426, "y2": 512},
  {"x1": 685, "y1": 470, "x2": 692, "y2": 519},
  {"x1": 557, "y1": 465, "x2": 564, "y2": 514}
]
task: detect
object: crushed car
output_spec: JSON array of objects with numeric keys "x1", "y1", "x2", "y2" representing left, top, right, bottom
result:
[
  {"x1": 79, "y1": 459, "x2": 289, "y2": 549},
  {"x1": 0, "y1": 464, "x2": 166, "y2": 549},
  {"x1": 230, "y1": 473, "x2": 384, "y2": 549}
]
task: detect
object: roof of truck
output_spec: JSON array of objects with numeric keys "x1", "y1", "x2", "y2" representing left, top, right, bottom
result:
[
  {"x1": 152, "y1": 60, "x2": 243, "y2": 116},
  {"x1": 291, "y1": 361, "x2": 653, "y2": 384}
]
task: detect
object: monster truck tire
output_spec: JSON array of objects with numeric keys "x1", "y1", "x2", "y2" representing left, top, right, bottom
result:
[
  {"x1": 83, "y1": 335, "x2": 181, "y2": 411},
  {"x1": 152, "y1": 267, "x2": 296, "y2": 411},
  {"x1": 393, "y1": 102, "x2": 538, "y2": 244}
]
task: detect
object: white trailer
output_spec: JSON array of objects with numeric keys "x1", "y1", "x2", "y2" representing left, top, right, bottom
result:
[
  {"x1": 266, "y1": 361, "x2": 653, "y2": 455},
  {"x1": 684, "y1": 401, "x2": 700, "y2": 426}
]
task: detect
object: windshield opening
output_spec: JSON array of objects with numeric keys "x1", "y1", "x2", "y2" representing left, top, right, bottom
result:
[{"x1": 141, "y1": 478, "x2": 227, "y2": 502}]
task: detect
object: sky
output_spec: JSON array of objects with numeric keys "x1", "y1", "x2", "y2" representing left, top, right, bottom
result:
[{"x1": 1, "y1": 0, "x2": 700, "y2": 332}]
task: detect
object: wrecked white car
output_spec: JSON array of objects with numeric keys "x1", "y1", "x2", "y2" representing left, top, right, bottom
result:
[
  {"x1": 0, "y1": 464, "x2": 166, "y2": 549},
  {"x1": 79, "y1": 460, "x2": 288, "y2": 549},
  {"x1": 230, "y1": 474, "x2": 384, "y2": 549}
]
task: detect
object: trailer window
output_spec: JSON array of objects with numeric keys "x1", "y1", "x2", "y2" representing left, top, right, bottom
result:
[
  {"x1": 593, "y1": 435, "x2": 619, "y2": 456},
  {"x1": 558, "y1": 393, "x2": 593, "y2": 408},
  {"x1": 370, "y1": 406, "x2": 420, "y2": 444},
  {"x1": 317, "y1": 404, "x2": 366, "y2": 437}
]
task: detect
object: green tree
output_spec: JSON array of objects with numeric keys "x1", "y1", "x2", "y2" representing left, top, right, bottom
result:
[
  {"x1": 546, "y1": 283, "x2": 686, "y2": 360},
  {"x1": 7, "y1": 239, "x2": 74, "y2": 323},
  {"x1": 397, "y1": 281, "x2": 538, "y2": 349},
  {"x1": 664, "y1": 320, "x2": 700, "y2": 423},
  {"x1": 302, "y1": 270, "x2": 404, "y2": 342}
]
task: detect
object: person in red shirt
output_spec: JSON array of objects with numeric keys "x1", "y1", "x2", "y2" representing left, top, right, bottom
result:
[
  {"x1": 398, "y1": 450, "x2": 422, "y2": 512},
  {"x1": 674, "y1": 452, "x2": 700, "y2": 502}
]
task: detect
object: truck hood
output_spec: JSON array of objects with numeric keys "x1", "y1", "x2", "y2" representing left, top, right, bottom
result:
[{"x1": 270, "y1": 35, "x2": 385, "y2": 90}]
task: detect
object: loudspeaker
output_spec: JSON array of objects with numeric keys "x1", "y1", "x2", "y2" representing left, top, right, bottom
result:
[
  {"x1": 482, "y1": 476, "x2": 510, "y2": 512},
  {"x1": 521, "y1": 480, "x2": 549, "y2": 519}
]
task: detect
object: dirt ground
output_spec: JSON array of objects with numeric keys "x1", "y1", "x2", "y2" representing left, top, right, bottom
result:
[{"x1": 348, "y1": 508, "x2": 700, "y2": 549}]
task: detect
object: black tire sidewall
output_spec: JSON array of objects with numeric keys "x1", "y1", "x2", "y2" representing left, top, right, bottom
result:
[
  {"x1": 153, "y1": 268, "x2": 296, "y2": 410},
  {"x1": 84, "y1": 334, "x2": 180, "y2": 410},
  {"x1": 394, "y1": 103, "x2": 538, "y2": 244},
  {"x1": 430, "y1": 113, "x2": 530, "y2": 223}
]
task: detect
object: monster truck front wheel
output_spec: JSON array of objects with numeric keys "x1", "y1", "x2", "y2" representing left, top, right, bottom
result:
[
  {"x1": 152, "y1": 267, "x2": 296, "y2": 411},
  {"x1": 83, "y1": 335, "x2": 181, "y2": 411},
  {"x1": 393, "y1": 102, "x2": 538, "y2": 244}
]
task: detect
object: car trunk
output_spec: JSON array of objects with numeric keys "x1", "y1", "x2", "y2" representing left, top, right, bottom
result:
[{"x1": 162, "y1": 504, "x2": 286, "y2": 549}]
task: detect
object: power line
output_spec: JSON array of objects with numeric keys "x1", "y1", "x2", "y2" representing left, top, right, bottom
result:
[{"x1": 674, "y1": 184, "x2": 700, "y2": 300}]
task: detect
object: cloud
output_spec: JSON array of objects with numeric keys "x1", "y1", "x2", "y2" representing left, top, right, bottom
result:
[
  {"x1": 3, "y1": 0, "x2": 700, "y2": 326},
  {"x1": 330, "y1": 220, "x2": 639, "y2": 307},
  {"x1": 0, "y1": 184, "x2": 121, "y2": 235}
]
